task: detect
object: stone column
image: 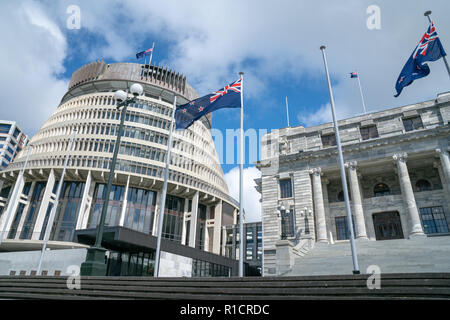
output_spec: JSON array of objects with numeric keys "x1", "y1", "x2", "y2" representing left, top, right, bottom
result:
[
  {"x1": 0, "y1": 177, "x2": 25, "y2": 238},
  {"x1": 212, "y1": 200, "x2": 222, "y2": 255},
  {"x1": 76, "y1": 171, "x2": 95, "y2": 230},
  {"x1": 436, "y1": 148, "x2": 450, "y2": 191},
  {"x1": 309, "y1": 168, "x2": 328, "y2": 243},
  {"x1": 345, "y1": 161, "x2": 368, "y2": 240},
  {"x1": 181, "y1": 198, "x2": 189, "y2": 246},
  {"x1": 393, "y1": 153, "x2": 425, "y2": 237},
  {"x1": 151, "y1": 191, "x2": 162, "y2": 236},
  {"x1": 31, "y1": 170, "x2": 56, "y2": 240},
  {"x1": 15, "y1": 181, "x2": 37, "y2": 239},
  {"x1": 118, "y1": 175, "x2": 130, "y2": 227},
  {"x1": 188, "y1": 191, "x2": 199, "y2": 248}
]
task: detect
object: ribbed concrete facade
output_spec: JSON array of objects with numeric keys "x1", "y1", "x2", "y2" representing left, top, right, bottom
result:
[
  {"x1": 0, "y1": 61, "x2": 238, "y2": 258},
  {"x1": 256, "y1": 92, "x2": 450, "y2": 276}
]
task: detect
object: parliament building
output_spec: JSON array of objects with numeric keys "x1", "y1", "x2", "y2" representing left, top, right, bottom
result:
[
  {"x1": 255, "y1": 92, "x2": 450, "y2": 276},
  {"x1": 0, "y1": 61, "x2": 241, "y2": 277}
]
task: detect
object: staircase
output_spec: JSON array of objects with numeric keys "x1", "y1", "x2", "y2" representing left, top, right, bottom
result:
[
  {"x1": 0, "y1": 273, "x2": 449, "y2": 299},
  {"x1": 285, "y1": 236, "x2": 450, "y2": 277}
]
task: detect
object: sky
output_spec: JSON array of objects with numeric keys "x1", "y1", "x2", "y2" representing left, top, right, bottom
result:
[{"x1": 0, "y1": 0, "x2": 449, "y2": 222}]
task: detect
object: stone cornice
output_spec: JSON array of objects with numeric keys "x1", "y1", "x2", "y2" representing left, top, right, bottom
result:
[{"x1": 277, "y1": 124, "x2": 449, "y2": 165}]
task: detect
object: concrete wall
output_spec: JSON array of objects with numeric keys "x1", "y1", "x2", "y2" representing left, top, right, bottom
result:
[
  {"x1": 0, "y1": 248, "x2": 88, "y2": 276},
  {"x1": 159, "y1": 251, "x2": 192, "y2": 277}
]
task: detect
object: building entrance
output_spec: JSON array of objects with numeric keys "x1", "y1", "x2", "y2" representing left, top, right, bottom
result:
[{"x1": 373, "y1": 211, "x2": 404, "y2": 240}]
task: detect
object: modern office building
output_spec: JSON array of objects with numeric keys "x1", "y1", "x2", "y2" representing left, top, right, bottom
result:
[
  {"x1": 223, "y1": 221, "x2": 263, "y2": 276},
  {"x1": 0, "y1": 60, "x2": 240, "y2": 277},
  {"x1": 0, "y1": 121, "x2": 28, "y2": 169},
  {"x1": 255, "y1": 92, "x2": 450, "y2": 276}
]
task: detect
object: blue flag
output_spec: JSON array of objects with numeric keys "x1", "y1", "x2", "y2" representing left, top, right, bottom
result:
[
  {"x1": 394, "y1": 22, "x2": 447, "y2": 97},
  {"x1": 175, "y1": 78, "x2": 242, "y2": 129},
  {"x1": 136, "y1": 48, "x2": 153, "y2": 59}
]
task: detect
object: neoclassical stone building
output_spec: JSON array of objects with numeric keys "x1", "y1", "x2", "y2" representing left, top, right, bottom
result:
[{"x1": 255, "y1": 92, "x2": 450, "y2": 276}]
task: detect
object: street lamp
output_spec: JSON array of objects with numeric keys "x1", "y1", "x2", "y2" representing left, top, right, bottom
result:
[{"x1": 80, "y1": 83, "x2": 144, "y2": 276}]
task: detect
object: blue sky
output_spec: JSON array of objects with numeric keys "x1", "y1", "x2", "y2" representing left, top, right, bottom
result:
[{"x1": 1, "y1": 0, "x2": 449, "y2": 222}]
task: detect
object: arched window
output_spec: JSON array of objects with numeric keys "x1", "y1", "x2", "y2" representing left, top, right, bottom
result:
[
  {"x1": 416, "y1": 179, "x2": 432, "y2": 192},
  {"x1": 374, "y1": 183, "x2": 391, "y2": 197}
]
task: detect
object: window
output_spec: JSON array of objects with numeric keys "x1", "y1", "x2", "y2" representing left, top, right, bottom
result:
[
  {"x1": 360, "y1": 125, "x2": 379, "y2": 140},
  {"x1": 0, "y1": 124, "x2": 11, "y2": 134},
  {"x1": 419, "y1": 207, "x2": 449, "y2": 234},
  {"x1": 415, "y1": 179, "x2": 432, "y2": 192},
  {"x1": 321, "y1": 134, "x2": 336, "y2": 147},
  {"x1": 279, "y1": 179, "x2": 292, "y2": 198},
  {"x1": 374, "y1": 183, "x2": 391, "y2": 197},
  {"x1": 402, "y1": 116, "x2": 423, "y2": 132},
  {"x1": 281, "y1": 209, "x2": 295, "y2": 239},
  {"x1": 337, "y1": 190, "x2": 351, "y2": 202},
  {"x1": 335, "y1": 216, "x2": 355, "y2": 240}
]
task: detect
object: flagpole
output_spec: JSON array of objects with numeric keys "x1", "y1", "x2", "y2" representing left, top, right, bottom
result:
[
  {"x1": 320, "y1": 45, "x2": 360, "y2": 274},
  {"x1": 149, "y1": 42, "x2": 155, "y2": 66},
  {"x1": 154, "y1": 94, "x2": 177, "y2": 277},
  {"x1": 0, "y1": 144, "x2": 33, "y2": 244},
  {"x1": 285, "y1": 96, "x2": 290, "y2": 127},
  {"x1": 37, "y1": 129, "x2": 77, "y2": 275},
  {"x1": 238, "y1": 71, "x2": 244, "y2": 277},
  {"x1": 356, "y1": 72, "x2": 367, "y2": 114},
  {"x1": 425, "y1": 11, "x2": 450, "y2": 78}
]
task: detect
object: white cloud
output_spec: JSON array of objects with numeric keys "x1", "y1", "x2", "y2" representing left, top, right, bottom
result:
[
  {"x1": 2, "y1": 0, "x2": 450, "y2": 135},
  {"x1": 224, "y1": 166, "x2": 261, "y2": 223},
  {"x1": 0, "y1": 0, "x2": 68, "y2": 135}
]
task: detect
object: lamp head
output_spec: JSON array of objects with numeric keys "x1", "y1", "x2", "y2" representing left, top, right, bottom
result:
[
  {"x1": 424, "y1": 10, "x2": 432, "y2": 16},
  {"x1": 320, "y1": 45, "x2": 326, "y2": 50},
  {"x1": 130, "y1": 83, "x2": 144, "y2": 97},
  {"x1": 114, "y1": 90, "x2": 127, "y2": 103}
]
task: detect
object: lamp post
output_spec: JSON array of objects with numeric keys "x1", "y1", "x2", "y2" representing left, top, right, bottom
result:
[{"x1": 80, "y1": 83, "x2": 144, "y2": 276}]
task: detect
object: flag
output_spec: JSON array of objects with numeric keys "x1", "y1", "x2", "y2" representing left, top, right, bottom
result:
[
  {"x1": 350, "y1": 72, "x2": 358, "y2": 78},
  {"x1": 394, "y1": 21, "x2": 447, "y2": 97},
  {"x1": 136, "y1": 48, "x2": 153, "y2": 59},
  {"x1": 175, "y1": 78, "x2": 242, "y2": 129}
]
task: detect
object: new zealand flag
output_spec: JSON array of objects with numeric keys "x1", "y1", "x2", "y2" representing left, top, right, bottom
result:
[
  {"x1": 394, "y1": 22, "x2": 447, "y2": 97},
  {"x1": 175, "y1": 78, "x2": 242, "y2": 129}
]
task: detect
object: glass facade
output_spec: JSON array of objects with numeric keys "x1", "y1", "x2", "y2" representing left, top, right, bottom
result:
[
  {"x1": 106, "y1": 251, "x2": 155, "y2": 276},
  {"x1": 19, "y1": 182, "x2": 47, "y2": 239},
  {"x1": 88, "y1": 183, "x2": 124, "y2": 229},
  {"x1": 161, "y1": 195, "x2": 185, "y2": 242},
  {"x1": 123, "y1": 187, "x2": 156, "y2": 234},
  {"x1": 192, "y1": 259, "x2": 230, "y2": 277},
  {"x1": 50, "y1": 182, "x2": 85, "y2": 241}
]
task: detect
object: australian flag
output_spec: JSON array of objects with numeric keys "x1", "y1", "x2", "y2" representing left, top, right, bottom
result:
[
  {"x1": 175, "y1": 78, "x2": 242, "y2": 129},
  {"x1": 350, "y1": 72, "x2": 358, "y2": 78},
  {"x1": 394, "y1": 22, "x2": 447, "y2": 97}
]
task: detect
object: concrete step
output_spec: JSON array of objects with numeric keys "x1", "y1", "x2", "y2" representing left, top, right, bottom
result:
[
  {"x1": 0, "y1": 273, "x2": 448, "y2": 299},
  {"x1": 287, "y1": 236, "x2": 450, "y2": 276}
]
